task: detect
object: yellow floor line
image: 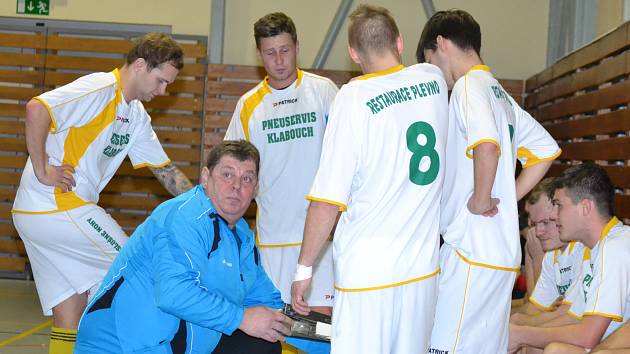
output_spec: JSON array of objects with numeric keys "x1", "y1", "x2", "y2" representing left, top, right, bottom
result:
[{"x1": 0, "y1": 319, "x2": 52, "y2": 347}]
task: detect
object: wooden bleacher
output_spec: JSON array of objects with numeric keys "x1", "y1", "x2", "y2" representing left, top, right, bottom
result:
[
  {"x1": 525, "y1": 22, "x2": 630, "y2": 221},
  {"x1": 0, "y1": 25, "x2": 545, "y2": 276}
]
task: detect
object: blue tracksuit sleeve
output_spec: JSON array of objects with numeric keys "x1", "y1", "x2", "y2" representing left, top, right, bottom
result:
[
  {"x1": 151, "y1": 220, "x2": 243, "y2": 335},
  {"x1": 243, "y1": 247, "x2": 284, "y2": 309}
]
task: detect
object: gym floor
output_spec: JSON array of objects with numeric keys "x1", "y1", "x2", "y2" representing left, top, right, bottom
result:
[{"x1": 0, "y1": 279, "x2": 50, "y2": 353}]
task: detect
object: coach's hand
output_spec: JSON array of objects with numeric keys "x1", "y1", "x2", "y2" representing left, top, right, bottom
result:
[
  {"x1": 291, "y1": 278, "x2": 312, "y2": 315},
  {"x1": 467, "y1": 195, "x2": 500, "y2": 217},
  {"x1": 36, "y1": 163, "x2": 76, "y2": 192},
  {"x1": 239, "y1": 306, "x2": 292, "y2": 342}
]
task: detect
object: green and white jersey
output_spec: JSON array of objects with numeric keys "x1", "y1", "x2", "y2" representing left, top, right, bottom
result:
[
  {"x1": 308, "y1": 63, "x2": 448, "y2": 291},
  {"x1": 225, "y1": 69, "x2": 338, "y2": 246},
  {"x1": 529, "y1": 241, "x2": 584, "y2": 310},
  {"x1": 13, "y1": 69, "x2": 169, "y2": 214},
  {"x1": 566, "y1": 218, "x2": 630, "y2": 339},
  {"x1": 440, "y1": 65, "x2": 561, "y2": 269}
]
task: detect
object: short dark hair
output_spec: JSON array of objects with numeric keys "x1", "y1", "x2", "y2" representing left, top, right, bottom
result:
[
  {"x1": 553, "y1": 162, "x2": 615, "y2": 217},
  {"x1": 526, "y1": 177, "x2": 555, "y2": 206},
  {"x1": 416, "y1": 9, "x2": 481, "y2": 63},
  {"x1": 126, "y1": 32, "x2": 184, "y2": 71},
  {"x1": 348, "y1": 5, "x2": 400, "y2": 58},
  {"x1": 206, "y1": 140, "x2": 260, "y2": 175},
  {"x1": 254, "y1": 12, "x2": 297, "y2": 48}
]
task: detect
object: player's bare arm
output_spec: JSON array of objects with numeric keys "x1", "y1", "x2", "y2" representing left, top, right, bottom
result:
[
  {"x1": 509, "y1": 315, "x2": 611, "y2": 352},
  {"x1": 468, "y1": 141, "x2": 500, "y2": 216},
  {"x1": 515, "y1": 160, "x2": 553, "y2": 201},
  {"x1": 291, "y1": 200, "x2": 339, "y2": 315},
  {"x1": 149, "y1": 163, "x2": 193, "y2": 196},
  {"x1": 592, "y1": 321, "x2": 630, "y2": 352},
  {"x1": 25, "y1": 99, "x2": 76, "y2": 192}
]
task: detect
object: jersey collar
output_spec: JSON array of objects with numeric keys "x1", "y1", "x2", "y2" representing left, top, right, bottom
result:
[
  {"x1": 465, "y1": 64, "x2": 491, "y2": 75},
  {"x1": 262, "y1": 67, "x2": 303, "y2": 91},
  {"x1": 356, "y1": 64, "x2": 405, "y2": 81}
]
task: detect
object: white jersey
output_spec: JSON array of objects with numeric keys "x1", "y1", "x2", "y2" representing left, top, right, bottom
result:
[
  {"x1": 225, "y1": 69, "x2": 338, "y2": 246},
  {"x1": 308, "y1": 63, "x2": 448, "y2": 290},
  {"x1": 566, "y1": 218, "x2": 630, "y2": 339},
  {"x1": 13, "y1": 69, "x2": 169, "y2": 214},
  {"x1": 529, "y1": 241, "x2": 584, "y2": 310},
  {"x1": 440, "y1": 65, "x2": 561, "y2": 268}
]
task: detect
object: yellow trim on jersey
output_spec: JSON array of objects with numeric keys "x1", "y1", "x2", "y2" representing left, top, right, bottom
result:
[
  {"x1": 239, "y1": 84, "x2": 271, "y2": 141},
  {"x1": 561, "y1": 300, "x2": 573, "y2": 306},
  {"x1": 568, "y1": 240, "x2": 577, "y2": 254},
  {"x1": 334, "y1": 268, "x2": 439, "y2": 292},
  {"x1": 528, "y1": 296, "x2": 555, "y2": 312},
  {"x1": 567, "y1": 310, "x2": 582, "y2": 320},
  {"x1": 295, "y1": 68, "x2": 303, "y2": 87},
  {"x1": 465, "y1": 64, "x2": 491, "y2": 75},
  {"x1": 132, "y1": 159, "x2": 171, "y2": 170},
  {"x1": 258, "y1": 242, "x2": 303, "y2": 248},
  {"x1": 53, "y1": 71, "x2": 122, "y2": 210},
  {"x1": 465, "y1": 139, "x2": 502, "y2": 159},
  {"x1": 600, "y1": 216, "x2": 619, "y2": 240},
  {"x1": 33, "y1": 97, "x2": 58, "y2": 133},
  {"x1": 306, "y1": 195, "x2": 347, "y2": 211},
  {"x1": 12, "y1": 201, "x2": 97, "y2": 214},
  {"x1": 355, "y1": 64, "x2": 404, "y2": 81},
  {"x1": 456, "y1": 251, "x2": 520, "y2": 272},
  {"x1": 517, "y1": 147, "x2": 562, "y2": 168},
  {"x1": 554, "y1": 241, "x2": 577, "y2": 264},
  {"x1": 591, "y1": 216, "x2": 620, "y2": 315},
  {"x1": 583, "y1": 312, "x2": 624, "y2": 322}
]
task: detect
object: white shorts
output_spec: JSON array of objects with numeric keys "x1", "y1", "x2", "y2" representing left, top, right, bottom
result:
[
  {"x1": 331, "y1": 273, "x2": 437, "y2": 354},
  {"x1": 429, "y1": 244, "x2": 517, "y2": 354},
  {"x1": 13, "y1": 204, "x2": 128, "y2": 315},
  {"x1": 259, "y1": 240, "x2": 334, "y2": 307}
]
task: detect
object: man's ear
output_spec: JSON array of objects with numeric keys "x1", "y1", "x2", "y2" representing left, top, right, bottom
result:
[
  {"x1": 580, "y1": 198, "x2": 594, "y2": 217},
  {"x1": 396, "y1": 35, "x2": 404, "y2": 56},
  {"x1": 132, "y1": 58, "x2": 146, "y2": 73},
  {"x1": 255, "y1": 47, "x2": 262, "y2": 62},
  {"x1": 295, "y1": 39, "x2": 300, "y2": 55},
  {"x1": 348, "y1": 46, "x2": 361, "y2": 65},
  {"x1": 200, "y1": 166, "x2": 210, "y2": 187},
  {"x1": 436, "y1": 35, "x2": 448, "y2": 53}
]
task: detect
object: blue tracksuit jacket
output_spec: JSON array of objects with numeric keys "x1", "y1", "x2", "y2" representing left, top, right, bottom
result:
[{"x1": 75, "y1": 185, "x2": 283, "y2": 353}]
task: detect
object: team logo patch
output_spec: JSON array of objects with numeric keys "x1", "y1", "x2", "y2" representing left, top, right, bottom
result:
[{"x1": 116, "y1": 115, "x2": 129, "y2": 123}]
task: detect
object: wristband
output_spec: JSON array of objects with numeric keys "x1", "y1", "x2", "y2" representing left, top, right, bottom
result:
[{"x1": 293, "y1": 264, "x2": 313, "y2": 282}]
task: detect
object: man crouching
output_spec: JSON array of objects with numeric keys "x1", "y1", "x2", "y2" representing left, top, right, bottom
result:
[{"x1": 75, "y1": 140, "x2": 291, "y2": 354}]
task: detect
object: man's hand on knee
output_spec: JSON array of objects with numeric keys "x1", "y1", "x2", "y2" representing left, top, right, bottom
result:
[{"x1": 239, "y1": 306, "x2": 293, "y2": 343}]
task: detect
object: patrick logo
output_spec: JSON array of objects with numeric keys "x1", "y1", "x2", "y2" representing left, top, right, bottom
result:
[{"x1": 116, "y1": 116, "x2": 129, "y2": 123}]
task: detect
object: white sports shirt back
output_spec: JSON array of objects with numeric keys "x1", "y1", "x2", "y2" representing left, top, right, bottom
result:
[
  {"x1": 13, "y1": 69, "x2": 169, "y2": 213},
  {"x1": 224, "y1": 69, "x2": 338, "y2": 246},
  {"x1": 440, "y1": 65, "x2": 561, "y2": 268},
  {"x1": 308, "y1": 63, "x2": 448, "y2": 290}
]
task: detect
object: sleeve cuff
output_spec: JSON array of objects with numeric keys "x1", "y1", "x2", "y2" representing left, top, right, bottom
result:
[
  {"x1": 224, "y1": 306, "x2": 245, "y2": 335},
  {"x1": 465, "y1": 139, "x2": 501, "y2": 159},
  {"x1": 33, "y1": 96, "x2": 57, "y2": 133},
  {"x1": 517, "y1": 147, "x2": 562, "y2": 168},
  {"x1": 306, "y1": 195, "x2": 348, "y2": 211},
  {"x1": 132, "y1": 159, "x2": 171, "y2": 170},
  {"x1": 583, "y1": 311, "x2": 624, "y2": 322},
  {"x1": 528, "y1": 296, "x2": 554, "y2": 312}
]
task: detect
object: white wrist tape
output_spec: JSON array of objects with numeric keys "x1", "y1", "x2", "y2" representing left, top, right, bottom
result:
[{"x1": 293, "y1": 264, "x2": 313, "y2": 282}]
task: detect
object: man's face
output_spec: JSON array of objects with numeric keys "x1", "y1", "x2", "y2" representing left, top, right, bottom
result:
[
  {"x1": 136, "y1": 62, "x2": 178, "y2": 102},
  {"x1": 257, "y1": 32, "x2": 298, "y2": 89},
  {"x1": 526, "y1": 196, "x2": 563, "y2": 252},
  {"x1": 201, "y1": 155, "x2": 258, "y2": 225},
  {"x1": 423, "y1": 47, "x2": 455, "y2": 89},
  {"x1": 552, "y1": 188, "x2": 582, "y2": 243}
]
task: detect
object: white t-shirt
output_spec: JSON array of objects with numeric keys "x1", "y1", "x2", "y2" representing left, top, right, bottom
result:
[
  {"x1": 308, "y1": 63, "x2": 448, "y2": 290},
  {"x1": 529, "y1": 241, "x2": 584, "y2": 310},
  {"x1": 440, "y1": 65, "x2": 561, "y2": 268},
  {"x1": 225, "y1": 69, "x2": 338, "y2": 246},
  {"x1": 566, "y1": 218, "x2": 630, "y2": 339},
  {"x1": 13, "y1": 69, "x2": 169, "y2": 213}
]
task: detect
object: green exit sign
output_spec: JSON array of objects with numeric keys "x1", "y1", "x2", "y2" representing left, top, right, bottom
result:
[{"x1": 16, "y1": 0, "x2": 50, "y2": 16}]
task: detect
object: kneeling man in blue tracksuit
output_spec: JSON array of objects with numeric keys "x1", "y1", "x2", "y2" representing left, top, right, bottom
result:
[{"x1": 75, "y1": 140, "x2": 292, "y2": 354}]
